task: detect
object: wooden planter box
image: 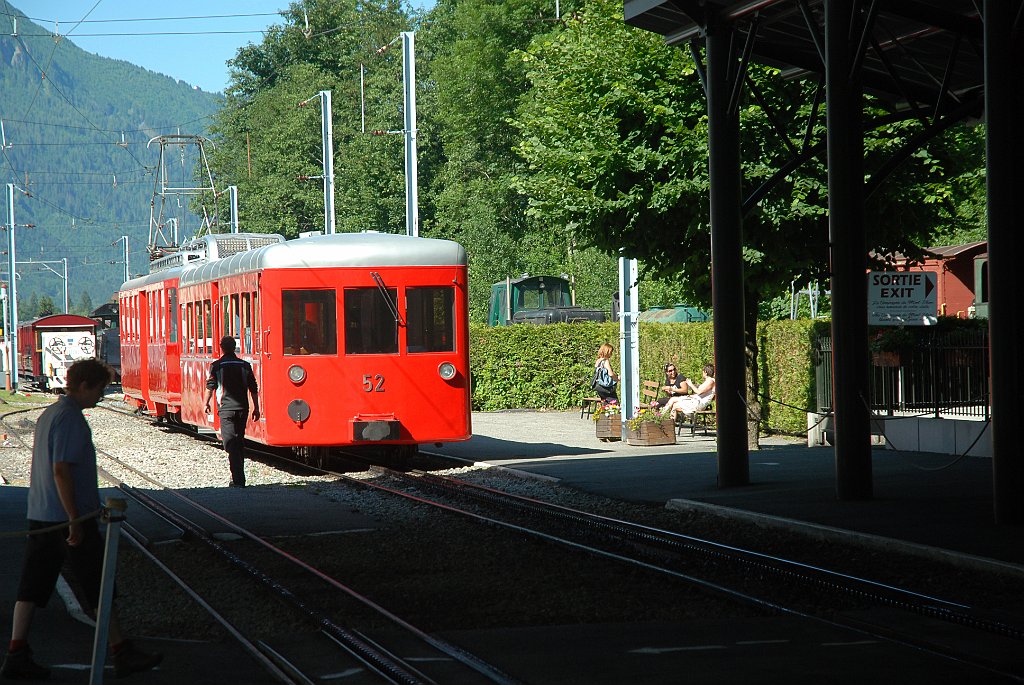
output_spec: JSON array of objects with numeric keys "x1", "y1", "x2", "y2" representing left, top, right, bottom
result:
[
  {"x1": 595, "y1": 414, "x2": 621, "y2": 441},
  {"x1": 626, "y1": 420, "x2": 676, "y2": 446}
]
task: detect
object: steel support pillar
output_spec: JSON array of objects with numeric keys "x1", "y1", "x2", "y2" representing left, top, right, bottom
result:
[
  {"x1": 984, "y1": 0, "x2": 1024, "y2": 525},
  {"x1": 826, "y1": 0, "x2": 872, "y2": 500},
  {"x1": 706, "y1": 25, "x2": 749, "y2": 487}
]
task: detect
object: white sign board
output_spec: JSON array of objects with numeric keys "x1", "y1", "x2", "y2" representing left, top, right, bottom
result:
[{"x1": 868, "y1": 271, "x2": 938, "y2": 325}]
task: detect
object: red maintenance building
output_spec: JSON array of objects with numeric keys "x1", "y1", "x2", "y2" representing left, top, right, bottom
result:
[{"x1": 883, "y1": 240, "x2": 987, "y2": 319}]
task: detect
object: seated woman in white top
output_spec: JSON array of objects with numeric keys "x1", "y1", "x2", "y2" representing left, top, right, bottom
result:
[{"x1": 663, "y1": 363, "x2": 715, "y2": 420}]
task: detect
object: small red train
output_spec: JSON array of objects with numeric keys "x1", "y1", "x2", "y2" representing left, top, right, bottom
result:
[
  {"x1": 17, "y1": 314, "x2": 99, "y2": 391},
  {"x1": 118, "y1": 231, "x2": 471, "y2": 460}
]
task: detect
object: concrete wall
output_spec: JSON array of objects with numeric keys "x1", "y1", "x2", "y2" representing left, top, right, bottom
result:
[{"x1": 807, "y1": 413, "x2": 991, "y2": 457}]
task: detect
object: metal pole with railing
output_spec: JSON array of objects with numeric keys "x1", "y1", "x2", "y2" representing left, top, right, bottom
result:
[{"x1": 89, "y1": 498, "x2": 126, "y2": 685}]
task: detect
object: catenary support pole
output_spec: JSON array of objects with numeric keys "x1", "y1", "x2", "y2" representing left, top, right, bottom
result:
[
  {"x1": 6, "y1": 184, "x2": 17, "y2": 391},
  {"x1": 618, "y1": 257, "x2": 639, "y2": 428},
  {"x1": 228, "y1": 186, "x2": 239, "y2": 234},
  {"x1": 319, "y1": 91, "x2": 336, "y2": 235},
  {"x1": 402, "y1": 32, "x2": 419, "y2": 237}
]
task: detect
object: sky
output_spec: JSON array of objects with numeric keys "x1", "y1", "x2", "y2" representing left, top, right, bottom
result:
[{"x1": 19, "y1": 1, "x2": 434, "y2": 94}]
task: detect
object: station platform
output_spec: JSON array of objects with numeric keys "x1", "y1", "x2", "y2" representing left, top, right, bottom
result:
[{"x1": 433, "y1": 411, "x2": 1024, "y2": 575}]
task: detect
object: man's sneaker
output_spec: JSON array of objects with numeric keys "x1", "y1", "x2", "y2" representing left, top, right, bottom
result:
[
  {"x1": 1, "y1": 646, "x2": 51, "y2": 680},
  {"x1": 112, "y1": 641, "x2": 162, "y2": 679}
]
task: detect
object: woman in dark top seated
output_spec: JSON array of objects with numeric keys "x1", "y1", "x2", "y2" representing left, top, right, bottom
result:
[{"x1": 656, "y1": 363, "x2": 687, "y2": 407}]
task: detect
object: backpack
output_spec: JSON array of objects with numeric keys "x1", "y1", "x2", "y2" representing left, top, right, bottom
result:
[{"x1": 591, "y1": 364, "x2": 616, "y2": 391}]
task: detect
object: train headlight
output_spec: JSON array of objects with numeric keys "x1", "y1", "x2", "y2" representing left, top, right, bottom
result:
[
  {"x1": 438, "y1": 362, "x2": 457, "y2": 381},
  {"x1": 287, "y1": 364, "x2": 306, "y2": 384}
]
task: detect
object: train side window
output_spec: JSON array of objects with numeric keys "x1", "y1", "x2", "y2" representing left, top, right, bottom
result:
[
  {"x1": 406, "y1": 287, "x2": 455, "y2": 353},
  {"x1": 168, "y1": 288, "x2": 178, "y2": 343},
  {"x1": 241, "y1": 293, "x2": 251, "y2": 353},
  {"x1": 185, "y1": 302, "x2": 194, "y2": 353},
  {"x1": 343, "y1": 287, "x2": 398, "y2": 355},
  {"x1": 252, "y1": 291, "x2": 260, "y2": 353},
  {"x1": 196, "y1": 302, "x2": 204, "y2": 353},
  {"x1": 203, "y1": 300, "x2": 212, "y2": 353},
  {"x1": 160, "y1": 290, "x2": 167, "y2": 341},
  {"x1": 282, "y1": 289, "x2": 337, "y2": 355},
  {"x1": 230, "y1": 294, "x2": 240, "y2": 341},
  {"x1": 221, "y1": 296, "x2": 229, "y2": 340}
]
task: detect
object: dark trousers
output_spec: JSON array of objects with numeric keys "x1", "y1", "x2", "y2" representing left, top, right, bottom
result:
[
  {"x1": 219, "y1": 410, "x2": 248, "y2": 485},
  {"x1": 18, "y1": 519, "x2": 105, "y2": 609}
]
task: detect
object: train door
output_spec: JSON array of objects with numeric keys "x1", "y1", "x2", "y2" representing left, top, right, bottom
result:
[
  {"x1": 208, "y1": 282, "x2": 221, "y2": 433},
  {"x1": 230, "y1": 278, "x2": 265, "y2": 442},
  {"x1": 166, "y1": 286, "x2": 182, "y2": 407},
  {"x1": 148, "y1": 287, "x2": 168, "y2": 413},
  {"x1": 138, "y1": 290, "x2": 152, "y2": 410}
]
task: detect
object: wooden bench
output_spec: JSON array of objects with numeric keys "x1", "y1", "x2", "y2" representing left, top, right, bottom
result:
[
  {"x1": 580, "y1": 396, "x2": 603, "y2": 419},
  {"x1": 675, "y1": 400, "x2": 716, "y2": 437},
  {"x1": 586, "y1": 380, "x2": 659, "y2": 418},
  {"x1": 641, "y1": 380, "x2": 661, "y2": 406}
]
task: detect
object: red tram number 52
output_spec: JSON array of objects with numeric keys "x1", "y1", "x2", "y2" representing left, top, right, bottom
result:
[{"x1": 362, "y1": 374, "x2": 385, "y2": 392}]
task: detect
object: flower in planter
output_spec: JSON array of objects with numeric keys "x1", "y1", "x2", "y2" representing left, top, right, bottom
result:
[
  {"x1": 592, "y1": 400, "x2": 620, "y2": 421},
  {"x1": 626, "y1": 405, "x2": 672, "y2": 432}
]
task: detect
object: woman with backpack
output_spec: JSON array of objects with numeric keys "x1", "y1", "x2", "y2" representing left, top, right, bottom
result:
[{"x1": 591, "y1": 343, "x2": 619, "y2": 403}]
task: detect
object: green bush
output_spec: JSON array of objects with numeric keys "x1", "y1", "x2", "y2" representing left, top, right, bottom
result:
[{"x1": 469, "y1": 320, "x2": 819, "y2": 434}]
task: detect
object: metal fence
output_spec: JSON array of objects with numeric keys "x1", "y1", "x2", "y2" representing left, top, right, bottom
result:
[{"x1": 814, "y1": 330, "x2": 989, "y2": 419}]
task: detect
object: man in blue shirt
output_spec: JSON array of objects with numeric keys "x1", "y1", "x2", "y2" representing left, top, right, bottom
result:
[
  {"x1": 204, "y1": 336, "x2": 260, "y2": 487},
  {"x1": 2, "y1": 358, "x2": 162, "y2": 680}
]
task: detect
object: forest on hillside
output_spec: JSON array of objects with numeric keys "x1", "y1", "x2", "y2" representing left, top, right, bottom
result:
[
  {"x1": 1, "y1": 0, "x2": 988, "y2": 324},
  {"x1": 0, "y1": 0, "x2": 220, "y2": 316},
  {"x1": 207, "y1": 0, "x2": 988, "y2": 323}
]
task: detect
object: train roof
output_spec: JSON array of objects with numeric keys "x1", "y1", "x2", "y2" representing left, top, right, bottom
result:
[
  {"x1": 122, "y1": 232, "x2": 467, "y2": 292},
  {"x1": 178, "y1": 232, "x2": 467, "y2": 287},
  {"x1": 19, "y1": 314, "x2": 97, "y2": 329}
]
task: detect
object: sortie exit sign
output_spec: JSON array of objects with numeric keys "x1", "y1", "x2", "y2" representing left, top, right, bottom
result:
[{"x1": 867, "y1": 271, "x2": 938, "y2": 325}]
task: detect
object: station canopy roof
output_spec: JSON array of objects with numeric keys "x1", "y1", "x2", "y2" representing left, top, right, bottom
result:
[{"x1": 623, "y1": 1, "x2": 986, "y2": 115}]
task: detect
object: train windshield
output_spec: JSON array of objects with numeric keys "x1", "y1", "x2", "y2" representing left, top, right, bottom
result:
[
  {"x1": 283, "y1": 290, "x2": 337, "y2": 355},
  {"x1": 406, "y1": 287, "x2": 455, "y2": 353},
  {"x1": 344, "y1": 287, "x2": 398, "y2": 355}
]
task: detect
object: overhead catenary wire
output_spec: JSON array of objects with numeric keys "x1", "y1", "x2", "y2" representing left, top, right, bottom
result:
[
  {"x1": 1, "y1": 1, "x2": 399, "y2": 292},
  {"x1": 0, "y1": 2, "x2": 228, "y2": 219}
]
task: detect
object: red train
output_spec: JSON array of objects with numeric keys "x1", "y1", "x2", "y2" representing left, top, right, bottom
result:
[
  {"x1": 17, "y1": 314, "x2": 98, "y2": 391},
  {"x1": 118, "y1": 231, "x2": 472, "y2": 461}
]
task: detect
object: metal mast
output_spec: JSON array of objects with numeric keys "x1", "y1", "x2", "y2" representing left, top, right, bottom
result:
[
  {"x1": 402, "y1": 32, "x2": 419, "y2": 237},
  {"x1": 147, "y1": 134, "x2": 218, "y2": 258},
  {"x1": 5, "y1": 183, "x2": 17, "y2": 390},
  {"x1": 299, "y1": 91, "x2": 336, "y2": 235}
]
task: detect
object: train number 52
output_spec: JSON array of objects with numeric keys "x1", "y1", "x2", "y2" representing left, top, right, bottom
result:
[{"x1": 362, "y1": 374, "x2": 385, "y2": 392}]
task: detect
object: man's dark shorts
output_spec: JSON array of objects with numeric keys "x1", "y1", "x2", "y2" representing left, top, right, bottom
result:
[{"x1": 17, "y1": 519, "x2": 105, "y2": 610}]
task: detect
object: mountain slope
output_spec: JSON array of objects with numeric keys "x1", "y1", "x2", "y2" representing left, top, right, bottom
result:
[{"x1": 0, "y1": 0, "x2": 221, "y2": 312}]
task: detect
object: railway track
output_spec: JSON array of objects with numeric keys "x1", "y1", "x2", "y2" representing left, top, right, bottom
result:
[
  {"x1": 87, "y1": 403, "x2": 1024, "y2": 681},
  {"x1": 6, "y1": 401, "x2": 1020, "y2": 681},
  {"x1": 92, "y1": 449, "x2": 521, "y2": 685},
  {"x1": 282, "y1": 455, "x2": 1024, "y2": 682}
]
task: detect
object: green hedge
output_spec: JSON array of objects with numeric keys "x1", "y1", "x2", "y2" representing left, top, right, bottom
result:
[{"x1": 469, "y1": 320, "x2": 818, "y2": 434}]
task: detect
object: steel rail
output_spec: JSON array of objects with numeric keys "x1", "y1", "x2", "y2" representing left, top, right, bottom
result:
[
  {"x1": 344, "y1": 463, "x2": 1023, "y2": 682},
  {"x1": 93, "y1": 447, "x2": 518, "y2": 685}
]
